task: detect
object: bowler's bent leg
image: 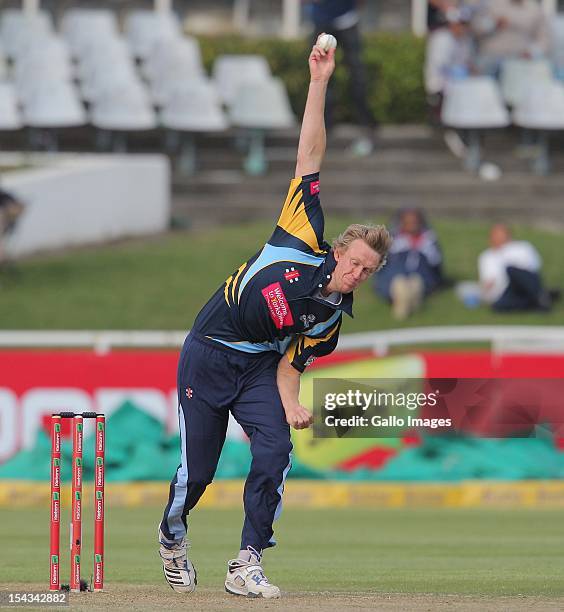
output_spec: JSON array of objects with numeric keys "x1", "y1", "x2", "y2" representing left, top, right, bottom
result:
[
  {"x1": 231, "y1": 358, "x2": 292, "y2": 553},
  {"x1": 160, "y1": 335, "x2": 230, "y2": 543}
]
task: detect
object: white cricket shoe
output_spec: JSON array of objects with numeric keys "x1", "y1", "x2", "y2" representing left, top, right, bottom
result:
[
  {"x1": 225, "y1": 558, "x2": 281, "y2": 599},
  {"x1": 158, "y1": 529, "x2": 197, "y2": 593}
]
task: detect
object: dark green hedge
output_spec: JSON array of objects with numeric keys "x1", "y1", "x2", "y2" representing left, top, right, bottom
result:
[{"x1": 198, "y1": 34, "x2": 426, "y2": 124}]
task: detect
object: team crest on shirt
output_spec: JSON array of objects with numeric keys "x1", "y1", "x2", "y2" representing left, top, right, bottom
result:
[
  {"x1": 185, "y1": 387, "x2": 193, "y2": 399},
  {"x1": 284, "y1": 267, "x2": 300, "y2": 283},
  {"x1": 300, "y1": 314, "x2": 316, "y2": 329}
]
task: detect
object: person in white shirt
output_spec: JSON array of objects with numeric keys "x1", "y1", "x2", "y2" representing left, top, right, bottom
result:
[
  {"x1": 478, "y1": 223, "x2": 554, "y2": 311},
  {"x1": 425, "y1": 6, "x2": 474, "y2": 122}
]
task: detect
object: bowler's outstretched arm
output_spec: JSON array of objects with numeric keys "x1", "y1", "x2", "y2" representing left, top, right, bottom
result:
[{"x1": 295, "y1": 39, "x2": 336, "y2": 178}]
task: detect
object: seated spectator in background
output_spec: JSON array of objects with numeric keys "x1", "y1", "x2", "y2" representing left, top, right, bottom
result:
[
  {"x1": 0, "y1": 189, "x2": 24, "y2": 270},
  {"x1": 471, "y1": 0, "x2": 549, "y2": 77},
  {"x1": 307, "y1": 0, "x2": 377, "y2": 157},
  {"x1": 374, "y1": 208, "x2": 444, "y2": 320},
  {"x1": 427, "y1": 0, "x2": 456, "y2": 31},
  {"x1": 479, "y1": 223, "x2": 557, "y2": 311},
  {"x1": 425, "y1": 7, "x2": 474, "y2": 124}
]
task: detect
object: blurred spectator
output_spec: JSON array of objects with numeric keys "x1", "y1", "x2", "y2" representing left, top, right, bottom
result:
[
  {"x1": 425, "y1": 7, "x2": 474, "y2": 124},
  {"x1": 374, "y1": 208, "x2": 445, "y2": 320},
  {"x1": 428, "y1": 0, "x2": 456, "y2": 31},
  {"x1": 478, "y1": 223, "x2": 558, "y2": 311},
  {"x1": 306, "y1": 0, "x2": 377, "y2": 156},
  {"x1": 0, "y1": 189, "x2": 24, "y2": 270},
  {"x1": 471, "y1": 0, "x2": 549, "y2": 76}
]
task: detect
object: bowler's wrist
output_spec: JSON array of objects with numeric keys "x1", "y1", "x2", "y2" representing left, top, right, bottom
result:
[{"x1": 310, "y1": 77, "x2": 330, "y2": 85}]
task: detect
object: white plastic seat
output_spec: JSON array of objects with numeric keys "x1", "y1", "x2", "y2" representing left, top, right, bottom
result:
[
  {"x1": 23, "y1": 83, "x2": 86, "y2": 128},
  {"x1": 213, "y1": 55, "x2": 272, "y2": 106},
  {"x1": 500, "y1": 59, "x2": 553, "y2": 107},
  {"x1": 91, "y1": 87, "x2": 157, "y2": 131},
  {"x1": 125, "y1": 10, "x2": 181, "y2": 59},
  {"x1": 76, "y1": 40, "x2": 133, "y2": 80},
  {"x1": 0, "y1": 47, "x2": 7, "y2": 81},
  {"x1": 14, "y1": 35, "x2": 70, "y2": 66},
  {"x1": 61, "y1": 10, "x2": 120, "y2": 58},
  {"x1": 143, "y1": 37, "x2": 204, "y2": 82},
  {"x1": 514, "y1": 80, "x2": 564, "y2": 129},
  {"x1": 16, "y1": 71, "x2": 74, "y2": 105},
  {"x1": 15, "y1": 42, "x2": 74, "y2": 84},
  {"x1": 551, "y1": 15, "x2": 564, "y2": 71},
  {"x1": 0, "y1": 83, "x2": 22, "y2": 129},
  {"x1": 441, "y1": 77, "x2": 510, "y2": 129},
  {"x1": 229, "y1": 77, "x2": 295, "y2": 129},
  {"x1": 148, "y1": 57, "x2": 207, "y2": 106},
  {"x1": 1, "y1": 11, "x2": 53, "y2": 58},
  {"x1": 160, "y1": 80, "x2": 228, "y2": 131},
  {"x1": 80, "y1": 61, "x2": 141, "y2": 103}
]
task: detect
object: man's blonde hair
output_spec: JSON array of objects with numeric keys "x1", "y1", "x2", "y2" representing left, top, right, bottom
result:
[{"x1": 332, "y1": 224, "x2": 392, "y2": 271}]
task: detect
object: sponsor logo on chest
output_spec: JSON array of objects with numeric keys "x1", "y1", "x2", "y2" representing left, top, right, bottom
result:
[{"x1": 261, "y1": 282, "x2": 294, "y2": 329}]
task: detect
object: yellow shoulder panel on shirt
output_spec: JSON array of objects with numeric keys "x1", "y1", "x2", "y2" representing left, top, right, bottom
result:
[
  {"x1": 224, "y1": 275, "x2": 234, "y2": 306},
  {"x1": 276, "y1": 181, "x2": 321, "y2": 253},
  {"x1": 231, "y1": 262, "x2": 247, "y2": 304}
]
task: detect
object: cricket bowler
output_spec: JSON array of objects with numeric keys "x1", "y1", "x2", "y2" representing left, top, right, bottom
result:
[{"x1": 158, "y1": 37, "x2": 391, "y2": 599}]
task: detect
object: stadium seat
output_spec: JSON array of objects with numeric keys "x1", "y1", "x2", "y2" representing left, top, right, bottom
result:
[
  {"x1": 125, "y1": 10, "x2": 182, "y2": 60},
  {"x1": 441, "y1": 77, "x2": 509, "y2": 171},
  {"x1": 14, "y1": 40, "x2": 74, "y2": 85},
  {"x1": 212, "y1": 55, "x2": 272, "y2": 107},
  {"x1": 500, "y1": 59, "x2": 553, "y2": 107},
  {"x1": 0, "y1": 10, "x2": 53, "y2": 58},
  {"x1": 148, "y1": 61, "x2": 207, "y2": 106},
  {"x1": 229, "y1": 77, "x2": 295, "y2": 130},
  {"x1": 91, "y1": 86, "x2": 156, "y2": 132},
  {"x1": 22, "y1": 82, "x2": 86, "y2": 127},
  {"x1": 145, "y1": 38, "x2": 206, "y2": 106},
  {"x1": 514, "y1": 80, "x2": 564, "y2": 175},
  {"x1": 0, "y1": 83, "x2": 23, "y2": 130},
  {"x1": 80, "y1": 61, "x2": 141, "y2": 104},
  {"x1": 228, "y1": 77, "x2": 295, "y2": 175},
  {"x1": 161, "y1": 80, "x2": 228, "y2": 132},
  {"x1": 14, "y1": 35, "x2": 70, "y2": 66},
  {"x1": 76, "y1": 39, "x2": 133, "y2": 81},
  {"x1": 61, "y1": 9, "x2": 120, "y2": 59},
  {"x1": 161, "y1": 80, "x2": 228, "y2": 174},
  {"x1": 142, "y1": 37, "x2": 204, "y2": 81},
  {"x1": 551, "y1": 15, "x2": 564, "y2": 80},
  {"x1": 514, "y1": 80, "x2": 564, "y2": 130},
  {"x1": 15, "y1": 69, "x2": 74, "y2": 106},
  {"x1": 0, "y1": 46, "x2": 8, "y2": 81}
]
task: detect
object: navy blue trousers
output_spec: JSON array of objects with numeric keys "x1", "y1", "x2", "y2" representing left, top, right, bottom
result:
[
  {"x1": 493, "y1": 266, "x2": 544, "y2": 312},
  {"x1": 160, "y1": 332, "x2": 292, "y2": 552}
]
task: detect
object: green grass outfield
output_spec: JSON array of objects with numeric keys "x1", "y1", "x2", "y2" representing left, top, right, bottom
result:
[
  {"x1": 2, "y1": 506, "x2": 564, "y2": 596},
  {"x1": 1, "y1": 218, "x2": 563, "y2": 330}
]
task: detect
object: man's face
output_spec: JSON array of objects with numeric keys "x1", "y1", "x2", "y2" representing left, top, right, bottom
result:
[
  {"x1": 331, "y1": 239, "x2": 382, "y2": 294},
  {"x1": 490, "y1": 224, "x2": 510, "y2": 249},
  {"x1": 400, "y1": 210, "x2": 422, "y2": 235}
]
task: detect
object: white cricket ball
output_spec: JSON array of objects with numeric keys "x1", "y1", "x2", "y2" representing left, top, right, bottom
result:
[
  {"x1": 479, "y1": 162, "x2": 502, "y2": 182},
  {"x1": 317, "y1": 33, "x2": 337, "y2": 52}
]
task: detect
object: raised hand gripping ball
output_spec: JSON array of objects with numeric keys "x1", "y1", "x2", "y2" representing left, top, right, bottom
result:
[{"x1": 316, "y1": 33, "x2": 337, "y2": 52}]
